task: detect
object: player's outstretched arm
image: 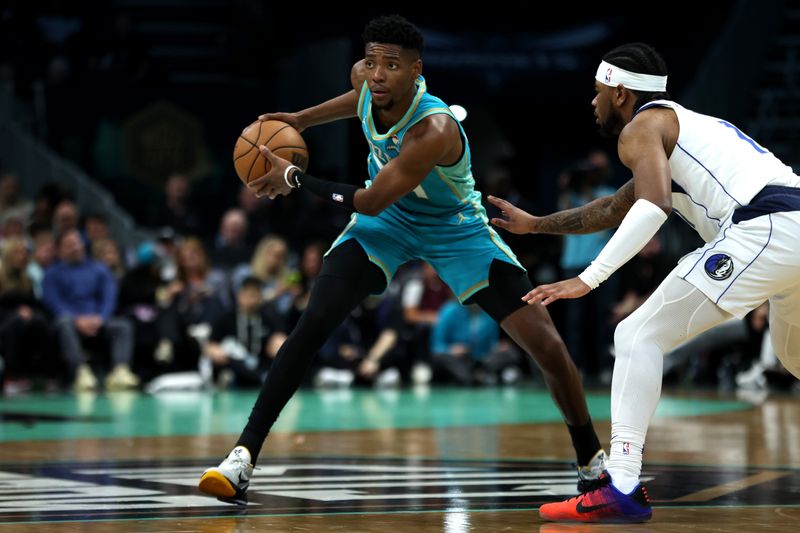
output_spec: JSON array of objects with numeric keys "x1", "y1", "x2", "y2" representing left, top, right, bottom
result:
[
  {"x1": 521, "y1": 115, "x2": 674, "y2": 305},
  {"x1": 256, "y1": 60, "x2": 368, "y2": 132},
  {"x1": 489, "y1": 179, "x2": 636, "y2": 236},
  {"x1": 248, "y1": 114, "x2": 455, "y2": 216}
]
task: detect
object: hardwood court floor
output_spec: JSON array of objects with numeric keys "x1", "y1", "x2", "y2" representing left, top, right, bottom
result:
[{"x1": 0, "y1": 387, "x2": 798, "y2": 532}]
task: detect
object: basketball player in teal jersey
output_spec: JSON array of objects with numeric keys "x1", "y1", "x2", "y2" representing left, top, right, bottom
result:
[{"x1": 199, "y1": 15, "x2": 605, "y2": 505}]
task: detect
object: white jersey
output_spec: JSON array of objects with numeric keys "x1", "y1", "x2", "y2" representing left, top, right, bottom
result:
[
  {"x1": 636, "y1": 100, "x2": 800, "y2": 242},
  {"x1": 643, "y1": 100, "x2": 800, "y2": 319}
]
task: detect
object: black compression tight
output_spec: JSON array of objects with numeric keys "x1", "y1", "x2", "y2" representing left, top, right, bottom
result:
[{"x1": 236, "y1": 240, "x2": 385, "y2": 462}]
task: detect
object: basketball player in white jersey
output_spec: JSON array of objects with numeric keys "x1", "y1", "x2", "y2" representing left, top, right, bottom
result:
[{"x1": 489, "y1": 42, "x2": 800, "y2": 523}]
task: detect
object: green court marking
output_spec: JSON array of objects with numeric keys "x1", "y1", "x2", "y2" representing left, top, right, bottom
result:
[{"x1": 0, "y1": 388, "x2": 751, "y2": 442}]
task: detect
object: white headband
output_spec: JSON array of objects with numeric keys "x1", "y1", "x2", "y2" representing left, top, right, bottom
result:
[{"x1": 595, "y1": 60, "x2": 667, "y2": 92}]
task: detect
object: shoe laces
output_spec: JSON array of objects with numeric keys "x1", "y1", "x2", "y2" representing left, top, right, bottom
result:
[{"x1": 227, "y1": 450, "x2": 255, "y2": 469}]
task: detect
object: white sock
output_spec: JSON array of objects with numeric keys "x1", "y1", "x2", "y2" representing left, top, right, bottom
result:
[{"x1": 607, "y1": 429, "x2": 645, "y2": 494}]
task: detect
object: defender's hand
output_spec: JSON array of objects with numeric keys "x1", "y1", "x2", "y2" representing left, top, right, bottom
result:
[
  {"x1": 522, "y1": 277, "x2": 591, "y2": 306},
  {"x1": 487, "y1": 195, "x2": 539, "y2": 234}
]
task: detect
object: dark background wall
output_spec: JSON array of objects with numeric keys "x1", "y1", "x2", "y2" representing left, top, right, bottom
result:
[{"x1": 4, "y1": 0, "x2": 790, "y2": 235}]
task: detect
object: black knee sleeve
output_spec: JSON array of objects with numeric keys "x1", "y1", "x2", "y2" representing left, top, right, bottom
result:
[{"x1": 466, "y1": 259, "x2": 533, "y2": 323}]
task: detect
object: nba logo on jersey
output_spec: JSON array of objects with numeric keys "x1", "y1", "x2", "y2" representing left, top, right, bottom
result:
[
  {"x1": 605, "y1": 68, "x2": 613, "y2": 83},
  {"x1": 704, "y1": 253, "x2": 734, "y2": 281}
]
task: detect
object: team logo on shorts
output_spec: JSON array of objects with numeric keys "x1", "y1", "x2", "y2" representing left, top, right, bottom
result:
[{"x1": 705, "y1": 253, "x2": 734, "y2": 281}]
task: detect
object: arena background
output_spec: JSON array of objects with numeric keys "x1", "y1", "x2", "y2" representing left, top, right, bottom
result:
[{"x1": 1, "y1": 1, "x2": 799, "y2": 532}]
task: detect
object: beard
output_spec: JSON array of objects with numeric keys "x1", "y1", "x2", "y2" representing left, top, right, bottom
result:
[{"x1": 597, "y1": 108, "x2": 625, "y2": 138}]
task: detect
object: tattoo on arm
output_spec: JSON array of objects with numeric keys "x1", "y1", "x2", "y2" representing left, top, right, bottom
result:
[{"x1": 538, "y1": 179, "x2": 637, "y2": 234}]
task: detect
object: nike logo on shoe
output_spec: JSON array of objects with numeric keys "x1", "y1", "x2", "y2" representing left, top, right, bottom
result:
[{"x1": 575, "y1": 500, "x2": 613, "y2": 513}]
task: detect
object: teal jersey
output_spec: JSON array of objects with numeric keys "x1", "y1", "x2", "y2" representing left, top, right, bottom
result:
[
  {"x1": 328, "y1": 75, "x2": 522, "y2": 303},
  {"x1": 357, "y1": 76, "x2": 484, "y2": 219}
]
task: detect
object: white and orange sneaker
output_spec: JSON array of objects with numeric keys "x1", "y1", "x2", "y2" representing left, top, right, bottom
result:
[{"x1": 199, "y1": 446, "x2": 253, "y2": 505}]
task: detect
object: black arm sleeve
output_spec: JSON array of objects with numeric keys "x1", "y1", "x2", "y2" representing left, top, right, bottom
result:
[{"x1": 292, "y1": 169, "x2": 358, "y2": 211}]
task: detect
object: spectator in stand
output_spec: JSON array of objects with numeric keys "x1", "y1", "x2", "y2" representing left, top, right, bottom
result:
[
  {"x1": 0, "y1": 238, "x2": 54, "y2": 394},
  {"x1": 155, "y1": 237, "x2": 228, "y2": 370},
  {"x1": 118, "y1": 242, "x2": 166, "y2": 381},
  {"x1": 0, "y1": 213, "x2": 25, "y2": 248},
  {"x1": 0, "y1": 173, "x2": 32, "y2": 225},
  {"x1": 314, "y1": 296, "x2": 408, "y2": 389},
  {"x1": 314, "y1": 315, "x2": 363, "y2": 388},
  {"x1": 154, "y1": 227, "x2": 178, "y2": 282},
  {"x1": 42, "y1": 229, "x2": 139, "y2": 391},
  {"x1": 232, "y1": 235, "x2": 295, "y2": 313},
  {"x1": 83, "y1": 212, "x2": 111, "y2": 253},
  {"x1": 401, "y1": 261, "x2": 451, "y2": 382},
  {"x1": 211, "y1": 208, "x2": 252, "y2": 271},
  {"x1": 285, "y1": 241, "x2": 326, "y2": 331},
  {"x1": 147, "y1": 174, "x2": 201, "y2": 237},
  {"x1": 92, "y1": 237, "x2": 125, "y2": 279},
  {"x1": 430, "y1": 299, "x2": 522, "y2": 386},
  {"x1": 53, "y1": 199, "x2": 80, "y2": 238},
  {"x1": 29, "y1": 183, "x2": 70, "y2": 231},
  {"x1": 206, "y1": 276, "x2": 287, "y2": 388},
  {"x1": 26, "y1": 228, "x2": 56, "y2": 298}
]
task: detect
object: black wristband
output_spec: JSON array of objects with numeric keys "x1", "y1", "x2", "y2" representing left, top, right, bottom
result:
[{"x1": 294, "y1": 170, "x2": 358, "y2": 211}]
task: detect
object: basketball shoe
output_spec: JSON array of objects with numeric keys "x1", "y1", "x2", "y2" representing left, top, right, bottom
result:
[
  {"x1": 540, "y1": 472, "x2": 652, "y2": 523},
  {"x1": 199, "y1": 446, "x2": 253, "y2": 505},
  {"x1": 576, "y1": 449, "x2": 607, "y2": 493}
]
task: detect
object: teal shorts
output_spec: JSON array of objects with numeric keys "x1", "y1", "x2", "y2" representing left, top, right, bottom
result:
[{"x1": 327, "y1": 205, "x2": 524, "y2": 302}]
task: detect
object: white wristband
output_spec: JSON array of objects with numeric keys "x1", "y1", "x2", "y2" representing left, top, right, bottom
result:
[
  {"x1": 578, "y1": 198, "x2": 668, "y2": 289},
  {"x1": 283, "y1": 165, "x2": 300, "y2": 189}
]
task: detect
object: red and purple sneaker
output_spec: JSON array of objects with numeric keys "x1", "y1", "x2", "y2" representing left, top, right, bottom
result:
[{"x1": 539, "y1": 473, "x2": 652, "y2": 523}]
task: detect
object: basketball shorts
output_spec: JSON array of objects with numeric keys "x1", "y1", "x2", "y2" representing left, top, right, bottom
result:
[
  {"x1": 327, "y1": 204, "x2": 523, "y2": 302},
  {"x1": 676, "y1": 210, "x2": 800, "y2": 322}
]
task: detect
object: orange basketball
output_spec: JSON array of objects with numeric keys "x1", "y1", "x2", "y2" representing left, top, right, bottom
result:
[{"x1": 233, "y1": 120, "x2": 309, "y2": 184}]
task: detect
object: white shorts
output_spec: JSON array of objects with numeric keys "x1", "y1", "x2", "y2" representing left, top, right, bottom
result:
[{"x1": 675, "y1": 211, "x2": 800, "y2": 321}]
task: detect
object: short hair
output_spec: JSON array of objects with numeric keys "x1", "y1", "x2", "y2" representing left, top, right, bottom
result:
[
  {"x1": 363, "y1": 15, "x2": 424, "y2": 56},
  {"x1": 602, "y1": 42, "x2": 670, "y2": 111}
]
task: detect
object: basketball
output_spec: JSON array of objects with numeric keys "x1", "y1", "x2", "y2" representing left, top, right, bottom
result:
[{"x1": 233, "y1": 120, "x2": 309, "y2": 184}]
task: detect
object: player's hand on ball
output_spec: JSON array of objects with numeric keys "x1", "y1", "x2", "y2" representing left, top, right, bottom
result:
[
  {"x1": 487, "y1": 195, "x2": 540, "y2": 234},
  {"x1": 257, "y1": 112, "x2": 305, "y2": 132},
  {"x1": 522, "y1": 277, "x2": 591, "y2": 306},
  {"x1": 249, "y1": 146, "x2": 293, "y2": 200}
]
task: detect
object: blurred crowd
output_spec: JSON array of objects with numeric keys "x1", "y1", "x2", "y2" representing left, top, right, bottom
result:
[
  {"x1": 0, "y1": 146, "x2": 788, "y2": 397},
  {"x1": 0, "y1": 4, "x2": 791, "y2": 398}
]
